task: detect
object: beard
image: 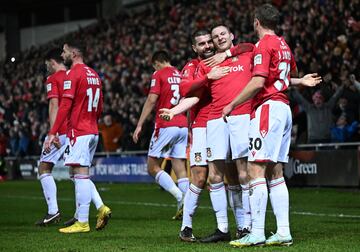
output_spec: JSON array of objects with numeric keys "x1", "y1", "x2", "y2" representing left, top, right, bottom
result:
[{"x1": 63, "y1": 57, "x2": 73, "y2": 68}]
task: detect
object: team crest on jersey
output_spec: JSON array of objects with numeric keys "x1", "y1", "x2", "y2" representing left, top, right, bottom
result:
[
  {"x1": 151, "y1": 79, "x2": 156, "y2": 87},
  {"x1": 64, "y1": 80, "x2": 71, "y2": 90},
  {"x1": 46, "y1": 83, "x2": 52, "y2": 92},
  {"x1": 254, "y1": 54, "x2": 262, "y2": 66},
  {"x1": 182, "y1": 69, "x2": 189, "y2": 78},
  {"x1": 206, "y1": 148, "x2": 212, "y2": 158},
  {"x1": 194, "y1": 152, "x2": 202, "y2": 163}
]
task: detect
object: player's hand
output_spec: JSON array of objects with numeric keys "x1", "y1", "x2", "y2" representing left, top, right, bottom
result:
[
  {"x1": 53, "y1": 136, "x2": 61, "y2": 149},
  {"x1": 203, "y1": 52, "x2": 227, "y2": 67},
  {"x1": 222, "y1": 103, "x2": 234, "y2": 122},
  {"x1": 132, "y1": 125, "x2": 142, "y2": 144},
  {"x1": 207, "y1": 66, "x2": 230, "y2": 80},
  {"x1": 159, "y1": 108, "x2": 174, "y2": 121},
  {"x1": 44, "y1": 134, "x2": 56, "y2": 153},
  {"x1": 301, "y1": 73, "x2": 322, "y2": 87}
]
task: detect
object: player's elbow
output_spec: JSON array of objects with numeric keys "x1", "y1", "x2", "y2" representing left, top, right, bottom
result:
[{"x1": 252, "y1": 76, "x2": 265, "y2": 90}]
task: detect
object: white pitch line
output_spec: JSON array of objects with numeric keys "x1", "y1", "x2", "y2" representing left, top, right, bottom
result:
[{"x1": 2, "y1": 195, "x2": 360, "y2": 219}]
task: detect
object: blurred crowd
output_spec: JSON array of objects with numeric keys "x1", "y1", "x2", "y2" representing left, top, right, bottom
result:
[{"x1": 0, "y1": 0, "x2": 359, "y2": 157}]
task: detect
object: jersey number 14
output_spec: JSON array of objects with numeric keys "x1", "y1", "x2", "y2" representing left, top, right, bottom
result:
[{"x1": 86, "y1": 88, "x2": 100, "y2": 112}]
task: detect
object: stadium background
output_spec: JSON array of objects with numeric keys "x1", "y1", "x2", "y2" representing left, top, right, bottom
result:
[{"x1": 0, "y1": 1, "x2": 359, "y2": 251}]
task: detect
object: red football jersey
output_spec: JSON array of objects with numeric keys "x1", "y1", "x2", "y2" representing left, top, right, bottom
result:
[
  {"x1": 252, "y1": 34, "x2": 297, "y2": 109},
  {"x1": 197, "y1": 51, "x2": 253, "y2": 120},
  {"x1": 149, "y1": 66, "x2": 187, "y2": 129},
  {"x1": 180, "y1": 59, "x2": 211, "y2": 128},
  {"x1": 45, "y1": 70, "x2": 67, "y2": 135},
  {"x1": 62, "y1": 63, "x2": 103, "y2": 138}
]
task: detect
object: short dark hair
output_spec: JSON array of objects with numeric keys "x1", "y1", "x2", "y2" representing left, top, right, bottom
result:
[
  {"x1": 254, "y1": 4, "x2": 279, "y2": 30},
  {"x1": 191, "y1": 29, "x2": 210, "y2": 45},
  {"x1": 210, "y1": 23, "x2": 231, "y2": 34},
  {"x1": 151, "y1": 50, "x2": 170, "y2": 64},
  {"x1": 45, "y1": 48, "x2": 63, "y2": 63},
  {"x1": 64, "y1": 40, "x2": 86, "y2": 57}
]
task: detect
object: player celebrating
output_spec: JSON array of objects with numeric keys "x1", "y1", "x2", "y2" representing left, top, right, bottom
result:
[
  {"x1": 224, "y1": 4, "x2": 321, "y2": 247},
  {"x1": 35, "y1": 48, "x2": 68, "y2": 226},
  {"x1": 196, "y1": 24, "x2": 253, "y2": 243},
  {"x1": 44, "y1": 41, "x2": 111, "y2": 233},
  {"x1": 169, "y1": 30, "x2": 232, "y2": 242},
  {"x1": 133, "y1": 51, "x2": 189, "y2": 219}
]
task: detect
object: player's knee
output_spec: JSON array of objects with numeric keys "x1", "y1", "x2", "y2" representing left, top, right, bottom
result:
[
  {"x1": 238, "y1": 170, "x2": 249, "y2": 184},
  {"x1": 38, "y1": 162, "x2": 53, "y2": 175},
  {"x1": 192, "y1": 174, "x2": 206, "y2": 188},
  {"x1": 208, "y1": 173, "x2": 222, "y2": 184}
]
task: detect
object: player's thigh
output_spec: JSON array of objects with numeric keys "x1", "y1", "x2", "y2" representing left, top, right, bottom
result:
[
  {"x1": 277, "y1": 106, "x2": 292, "y2": 163},
  {"x1": 64, "y1": 135, "x2": 97, "y2": 167},
  {"x1": 190, "y1": 127, "x2": 207, "y2": 167},
  {"x1": 39, "y1": 134, "x2": 68, "y2": 165},
  {"x1": 228, "y1": 114, "x2": 250, "y2": 160},
  {"x1": 170, "y1": 127, "x2": 188, "y2": 159},
  {"x1": 206, "y1": 118, "x2": 230, "y2": 161},
  {"x1": 248, "y1": 101, "x2": 290, "y2": 163}
]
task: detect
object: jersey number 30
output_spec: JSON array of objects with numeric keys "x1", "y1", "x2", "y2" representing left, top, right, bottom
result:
[{"x1": 87, "y1": 88, "x2": 100, "y2": 112}]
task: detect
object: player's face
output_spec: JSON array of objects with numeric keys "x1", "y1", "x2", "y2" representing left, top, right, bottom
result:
[
  {"x1": 211, "y1": 26, "x2": 234, "y2": 52},
  {"x1": 192, "y1": 34, "x2": 214, "y2": 59},
  {"x1": 62, "y1": 44, "x2": 73, "y2": 67},
  {"x1": 45, "y1": 60, "x2": 55, "y2": 75}
]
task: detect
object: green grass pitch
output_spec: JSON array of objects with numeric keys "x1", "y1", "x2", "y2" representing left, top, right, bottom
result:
[{"x1": 0, "y1": 181, "x2": 359, "y2": 252}]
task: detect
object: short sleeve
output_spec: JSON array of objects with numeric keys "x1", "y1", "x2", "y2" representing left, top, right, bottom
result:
[
  {"x1": 62, "y1": 70, "x2": 77, "y2": 99},
  {"x1": 46, "y1": 75, "x2": 59, "y2": 99},
  {"x1": 149, "y1": 71, "x2": 161, "y2": 95},
  {"x1": 252, "y1": 41, "x2": 271, "y2": 78}
]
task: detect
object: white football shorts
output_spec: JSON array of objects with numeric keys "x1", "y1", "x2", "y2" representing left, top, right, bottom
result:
[
  {"x1": 148, "y1": 127, "x2": 188, "y2": 159},
  {"x1": 190, "y1": 127, "x2": 207, "y2": 167},
  {"x1": 206, "y1": 114, "x2": 250, "y2": 161},
  {"x1": 39, "y1": 134, "x2": 68, "y2": 164},
  {"x1": 248, "y1": 100, "x2": 292, "y2": 163},
  {"x1": 64, "y1": 134, "x2": 99, "y2": 167}
]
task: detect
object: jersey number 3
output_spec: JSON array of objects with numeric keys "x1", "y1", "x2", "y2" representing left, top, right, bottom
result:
[
  {"x1": 170, "y1": 85, "x2": 180, "y2": 105},
  {"x1": 87, "y1": 88, "x2": 100, "y2": 112}
]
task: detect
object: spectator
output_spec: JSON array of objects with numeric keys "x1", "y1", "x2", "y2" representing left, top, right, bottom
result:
[
  {"x1": 0, "y1": 0, "x2": 359, "y2": 151},
  {"x1": 331, "y1": 114, "x2": 359, "y2": 142},
  {"x1": 98, "y1": 114, "x2": 124, "y2": 152},
  {"x1": 291, "y1": 85, "x2": 344, "y2": 143}
]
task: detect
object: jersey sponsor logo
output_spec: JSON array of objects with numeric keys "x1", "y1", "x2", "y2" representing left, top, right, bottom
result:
[
  {"x1": 151, "y1": 79, "x2": 156, "y2": 87},
  {"x1": 64, "y1": 80, "x2": 71, "y2": 90},
  {"x1": 254, "y1": 54, "x2": 262, "y2": 66},
  {"x1": 194, "y1": 152, "x2": 202, "y2": 163},
  {"x1": 85, "y1": 68, "x2": 96, "y2": 77},
  {"x1": 173, "y1": 71, "x2": 181, "y2": 77},
  {"x1": 46, "y1": 83, "x2": 52, "y2": 92},
  {"x1": 230, "y1": 64, "x2": 244, "y2": 72}
]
